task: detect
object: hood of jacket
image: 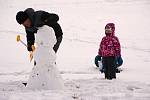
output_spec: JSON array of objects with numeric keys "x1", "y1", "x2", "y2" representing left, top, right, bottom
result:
[{"x1": 105, "y1": 23, "x2": 115, "y2": 36}]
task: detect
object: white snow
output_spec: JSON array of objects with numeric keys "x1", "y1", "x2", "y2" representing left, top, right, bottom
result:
[{"x1": 0, "y1": 0, "x2": 150, "y2": 100}]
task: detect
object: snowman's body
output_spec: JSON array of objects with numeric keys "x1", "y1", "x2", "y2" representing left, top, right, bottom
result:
[{"x1": 26, "y1": 25, "x2": 64, "y2": 90}]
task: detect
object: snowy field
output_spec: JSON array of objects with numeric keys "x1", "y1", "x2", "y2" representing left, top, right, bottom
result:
[{"x1": 0, "y1": 0, "x2": 150, "y2": 99}]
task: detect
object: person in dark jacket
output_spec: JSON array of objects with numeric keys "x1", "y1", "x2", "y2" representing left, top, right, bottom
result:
[{"x1": 16, "y1": 8, "x2": 63, "y2": 53}]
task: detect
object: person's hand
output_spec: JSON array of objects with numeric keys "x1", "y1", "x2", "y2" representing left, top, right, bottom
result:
[{"x1": 27, "y1": 45, "x2": 36, "y2": 51}]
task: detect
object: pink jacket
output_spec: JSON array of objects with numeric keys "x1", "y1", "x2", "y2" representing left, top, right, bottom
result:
[{"x1": 98, "y1": 23, "x2": 121, "y2": 57}]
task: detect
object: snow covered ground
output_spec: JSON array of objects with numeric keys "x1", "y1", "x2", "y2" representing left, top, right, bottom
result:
[{"x1": 0, "y1": 0, "x2": 150, "y2": 99}]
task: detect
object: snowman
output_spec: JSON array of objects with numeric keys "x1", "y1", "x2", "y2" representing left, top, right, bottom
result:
[{"x1": 26, "y1": 25, "x2": 64, "y2": 90}]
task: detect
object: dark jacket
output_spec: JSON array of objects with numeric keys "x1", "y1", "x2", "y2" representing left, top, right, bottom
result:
[{"x1": 24, "y1": 8, "x2": 63, "y2": 51}]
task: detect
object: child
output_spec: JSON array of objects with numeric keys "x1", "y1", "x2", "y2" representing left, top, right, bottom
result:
[{"x1": 98, "y1": 23, "x2": 121, "y2": 80}]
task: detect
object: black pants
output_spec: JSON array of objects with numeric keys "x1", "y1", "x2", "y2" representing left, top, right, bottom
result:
[
  {"x1": 102, "y1": 56, "x2": 116, "y2": 79},
  {"x1": 53, "y1": 36, "x2": 63, "y2": 53}
]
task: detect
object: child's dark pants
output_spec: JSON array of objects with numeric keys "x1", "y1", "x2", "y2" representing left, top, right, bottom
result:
[{"x1": 102, "y1": 56, "x2": 116, "y2": 80}]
